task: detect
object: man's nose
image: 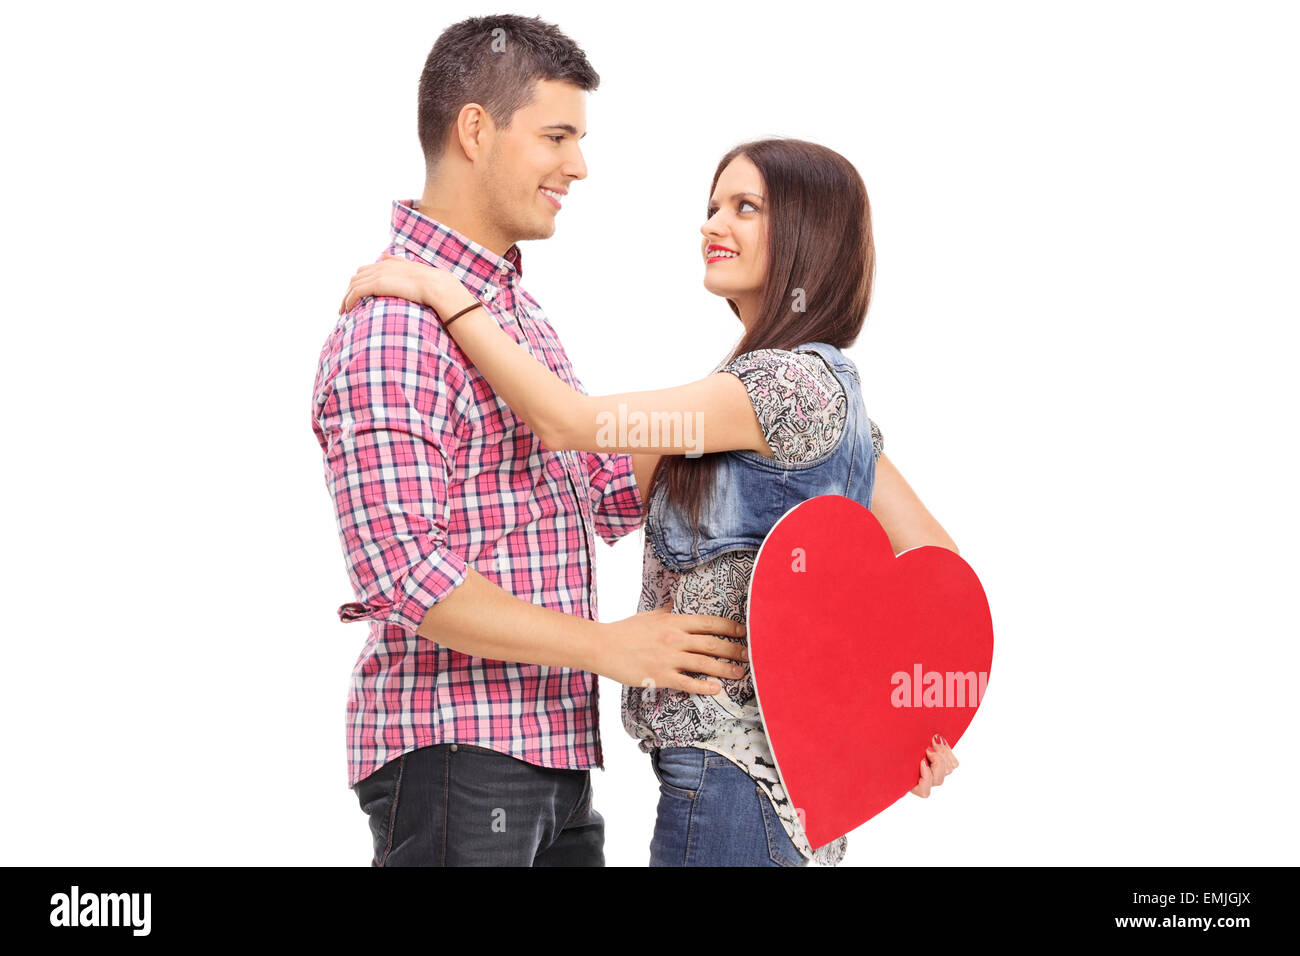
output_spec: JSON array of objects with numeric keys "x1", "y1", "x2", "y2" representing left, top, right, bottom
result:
[{"x1": 564, "y1": 146, "x2": 587, "y2": 181}]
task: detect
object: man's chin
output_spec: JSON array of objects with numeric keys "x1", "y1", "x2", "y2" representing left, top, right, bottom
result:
[{"x1": 514, "y1": 218, "x2": 556, "y2": 243}]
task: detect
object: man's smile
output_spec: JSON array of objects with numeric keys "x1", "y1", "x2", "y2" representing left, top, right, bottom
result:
[{"x1": 539, "y1": 186, "x2": 565, "y2": 210}]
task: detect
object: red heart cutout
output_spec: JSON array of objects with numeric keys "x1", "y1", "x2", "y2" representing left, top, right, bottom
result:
[{"x1": 747, "y1": 495, "x2": 994, "y2": 850}]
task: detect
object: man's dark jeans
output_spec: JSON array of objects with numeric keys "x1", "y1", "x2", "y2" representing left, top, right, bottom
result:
[{"x1": 353, "y1": 743, "x2": 604, "y2": 866}]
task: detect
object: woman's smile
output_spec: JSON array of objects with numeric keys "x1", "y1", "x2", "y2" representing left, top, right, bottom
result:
[{"x1": 699, "y1": 154, "x2": 768, "y2": 325}]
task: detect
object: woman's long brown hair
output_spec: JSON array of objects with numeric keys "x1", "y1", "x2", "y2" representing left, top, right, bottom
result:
[{"x1": 647, "y1": 138, "x2": 876, "y2": 534}]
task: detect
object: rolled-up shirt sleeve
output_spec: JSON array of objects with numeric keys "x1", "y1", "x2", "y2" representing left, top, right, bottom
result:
[
  {"x1": 584, "y1": 451, "x2": 644, "y2": 545},
  {"x1": 312, "y1": 302, "x2": 472, "y2": 637}
]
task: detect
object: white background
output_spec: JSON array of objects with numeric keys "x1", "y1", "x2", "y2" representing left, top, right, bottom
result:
[{"x1": 2, "y1": 0, "x2": 1297, "y2": 866}]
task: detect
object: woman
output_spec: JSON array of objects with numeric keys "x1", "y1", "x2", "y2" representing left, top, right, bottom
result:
[{"x1": 340, "y1": 138, "x2": 961, "y2": 867}]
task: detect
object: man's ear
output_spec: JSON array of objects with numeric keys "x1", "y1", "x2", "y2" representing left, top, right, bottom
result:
[{"x1": 453, "y1": 102, "x2": 493, "y2": 162}]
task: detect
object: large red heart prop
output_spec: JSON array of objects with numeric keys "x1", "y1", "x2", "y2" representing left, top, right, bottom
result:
[{"x1": 747, "y1": 494, "x2": 993, "y2": 850}]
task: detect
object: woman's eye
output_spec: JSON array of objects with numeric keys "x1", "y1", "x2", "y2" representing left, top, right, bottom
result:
[
  {"x1": 709, "y1": 201, "x2": 758, "y2": 216},
  {"x1": 548, "y1": 135, "x2": 565, "y2": 144}
]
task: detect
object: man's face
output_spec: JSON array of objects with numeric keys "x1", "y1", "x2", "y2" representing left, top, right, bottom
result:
[{"x1": 479, "y1": 79, "x2": 588, "y2": 244}]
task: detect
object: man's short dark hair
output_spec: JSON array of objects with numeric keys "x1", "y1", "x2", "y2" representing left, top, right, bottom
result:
[{"x1": 418, "y1": 15, "x2": 599, "y2": 174}]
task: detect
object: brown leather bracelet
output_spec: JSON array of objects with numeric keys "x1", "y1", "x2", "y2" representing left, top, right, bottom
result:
[{"x1": 444, "y1": 302, "x2": 483, "y2": 327}]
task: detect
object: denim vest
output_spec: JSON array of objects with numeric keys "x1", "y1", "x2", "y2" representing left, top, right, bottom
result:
[{"x1": 646, "y1": 341, "x2": 877, "y2": 572}]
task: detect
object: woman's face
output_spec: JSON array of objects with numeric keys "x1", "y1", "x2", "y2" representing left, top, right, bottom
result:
[{"x1": 700, "y1": 154, "x2": 767, "y2": 322}]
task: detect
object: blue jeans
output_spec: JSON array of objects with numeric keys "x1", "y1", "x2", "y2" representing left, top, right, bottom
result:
[
  {"x1": 648, "y1": 746, "x2": 807, "y2": 867},
  {"x1": 353, "y1": 743, "x2": 604, "y2": 866}
]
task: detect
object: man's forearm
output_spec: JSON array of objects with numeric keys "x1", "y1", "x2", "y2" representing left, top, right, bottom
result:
[{"x1": 415, "y1": 566, "x2": 605, "y2": 672}]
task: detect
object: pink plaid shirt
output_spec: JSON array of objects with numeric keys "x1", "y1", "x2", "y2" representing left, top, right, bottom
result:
[{"x1": 311, "y1": 199, "x2": 645, "y2": 788}]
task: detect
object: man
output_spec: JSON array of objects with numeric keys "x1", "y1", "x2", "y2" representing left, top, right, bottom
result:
[{"x1": 310, "y1": 14, "x2": 748, "y2": 866}]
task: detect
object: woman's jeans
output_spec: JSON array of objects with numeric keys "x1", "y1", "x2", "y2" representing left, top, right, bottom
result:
[{"x1": 649, "y1": 746, "x2": 807, "y2": 867}]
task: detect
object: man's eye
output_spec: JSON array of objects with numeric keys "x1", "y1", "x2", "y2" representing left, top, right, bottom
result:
[{"x1": 548, "y1": 135, "x2": 565, "y2": 143}]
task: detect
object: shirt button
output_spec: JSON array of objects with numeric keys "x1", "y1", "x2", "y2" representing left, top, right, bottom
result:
[
  {"x1": 498, "y1": 263, "x2": 510, "y2": 274},
  {"x1": 483, "y1": 285, "x2": 496, "y2": 301}
]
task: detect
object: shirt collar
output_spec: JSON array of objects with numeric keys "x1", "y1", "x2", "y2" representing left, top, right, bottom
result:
[{"x1": 390, "y1": 199, "x2": 523, "y2": 297}]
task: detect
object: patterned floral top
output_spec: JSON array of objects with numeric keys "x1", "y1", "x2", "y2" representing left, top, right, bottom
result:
[{"x1": 622, "y1": 347, "x2": 884, "y2": 866}]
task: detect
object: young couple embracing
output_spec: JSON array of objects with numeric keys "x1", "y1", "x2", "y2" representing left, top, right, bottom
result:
[{"x1": 313, "y1": 13, "x2": 960, "y2": 867}]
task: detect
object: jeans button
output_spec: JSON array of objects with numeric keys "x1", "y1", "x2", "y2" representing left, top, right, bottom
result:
[{"x1": 449, "y1": 743, "x2": 458, "y2": 752}]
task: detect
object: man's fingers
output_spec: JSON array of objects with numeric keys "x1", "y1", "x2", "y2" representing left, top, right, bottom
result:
[
  {"x1": 672, "y1": 675, "x2": 723, "y2": 696},
  {"x1": 684, "y1": 636, "x2": 748, "y2": 662},
  {"x1": 680, "y1": 614, "x2": 746, "y2": 638},
  {"x1": 680, "y1": 654, "x2": 746, "y2": 681}
]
